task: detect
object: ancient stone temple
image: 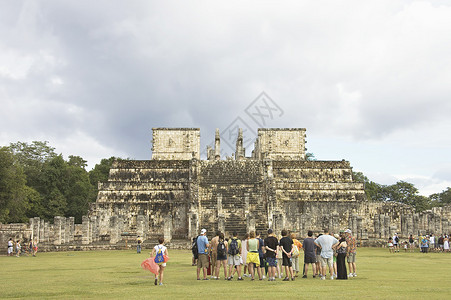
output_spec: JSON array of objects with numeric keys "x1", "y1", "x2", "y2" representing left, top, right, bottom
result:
[
  {"x1": 86, "y1": 127, "x2": 451, "y2": 246},
  {"x1": 2, "y1": 127, "x2": 451, "y2": 250}
]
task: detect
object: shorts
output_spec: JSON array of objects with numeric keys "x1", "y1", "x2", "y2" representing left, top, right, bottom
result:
[
  {"x1": 157, "y1": 262, "x2": 167, "y2": 267},
  {"x1": 217, "y1": 254, "x2": 227, "y2": 261},
  {"x1": 7, "y1": 247, "x2": 13, "y2": 254},
  {"x1": 246, "y1": 252, "x2": 260, "y2": 267},
  {"x1": 319, "y1": 256, "x2": 333, "y2": 268},
  {"x1": 316, "y1": 254, "x2": 321, "y2": 263},
  {"x1": 282, "y1": 255, "x2": 292, "y2": 267},
  {"x1": 259, "y1": 256, "x2": 265, "y2": 267},
  {"x1": 347, "y1": 252, "x2": 356, "y2": 263},
  {"x1": 266, "y1": 257, "x2": 277, "y2": 267},
  {"x1": 227, "y1": 254, "x2": 241, "y2": 266},
  {"x1": 197, "y1": 254, "x2": 209, "y2": 269},
  {"x1": 304, "y1": 255, "x2": 316, "y2": 264}
]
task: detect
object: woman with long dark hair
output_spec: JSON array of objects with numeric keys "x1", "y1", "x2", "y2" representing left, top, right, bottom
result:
[{"x1": 336, "y1": 235, "x2": 348, "y2": 280}]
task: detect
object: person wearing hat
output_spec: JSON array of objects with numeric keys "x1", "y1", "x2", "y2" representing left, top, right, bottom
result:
[
  {"x1": 345, "y1": 229, "x2": 357, "y2": 277},
  {"x1": 196, "y1": 228, "x2": 210, "y2": 280}
]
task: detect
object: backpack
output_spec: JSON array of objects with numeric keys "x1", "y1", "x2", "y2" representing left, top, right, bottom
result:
[
  {"x1": 229, "y1": 238, "x2": 239, "y2": 256},
  {"x1": 395, "y1": 236, "x2": 399, "y2": 243},
  {"x1": 292, "y1": 244, "x2": 300, "y2": 258},
  {"x1": 217, "y1": 240, "x2": 226, "y2": 257},
  {"x1": 192, "y1": 237, "x2": 199, "y2": 259},
  {"x1": 154, "y1": 245, "x2": 165, "y2": 263}
]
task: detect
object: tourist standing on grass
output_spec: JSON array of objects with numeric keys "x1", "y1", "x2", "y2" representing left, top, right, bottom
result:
[
  {"x1": 32, "y1": 239, "x2": 38, "y2": 257},
  {"x1": 430, "y1": 234, "x2": 435, "y2": 251},
  {"x1": 210, "y1": 231, "x2": 220, "y2": 278},
  {"x1": 345, "y1": 229, "x2": 357, "y2": 277},
  {"x1": 215, "y1": 232, "x2": 228, "y2": 280},
  {"x1": 241, "y1": 233, "x2": 249, "y2": 277},
  {"x1": 227, "y1": 231, "x2": 243, "y2": 281},
  {"x1": 438, "y1": 235, "x2": 444, "y2": 252},
  {"x1": 15, "y1": 240, "x2": 21, "y2": 257},
  {"x1": 336, "y1": 235, "x2": 348, "y2": 280},
  {"x1": 420, "y1": 235, "x2": 429, "y2": 253},
  {"x1": 314, "y1": 229, "x2": 339, "y2": 280},
  {"x1": 290, "y1": 233, "x2": 302, "y2": 278},
  {"x1": 315, "y1": 234, "x2": 322, "y2": 277},
  {"x1": 264, "y1": 229, "x2": 278, "y2": 281},
  {"x1": 393, "y1": 233, "x2": 399, "y2": 252},
  {"x1": 302, "y1": 230, "x2": 317, "y2": 278},
  {"x1": 279, "y1": 229, "x2": 295, "y2": 281},
  {"x1": 196, "y1": 228, "x2": 210, "y2": 280},
  {"x1": 388, "y1": 237, "x2": 394, "y2": 253},
  {"x1": 151, "y1": 237, "x2": 168, "y2": 285},
  {"x1": 137, "y1": 236, "x2": 143, "y2": 254},
  {"x1": 256, "y1": 232, "x2": 266, "y2": 279},
  {"x1": 444, "y1": 235, "x2": 449, "y2": 252},
  {"x1": 246, "y1": 231, "x2": 262, "y2": 280},
  {"x1": 409, "y1": 234, "x2": 415, "y2": 252},
  {"x1": 7, "y1": 238, "x2": 13, "y2": 256}
]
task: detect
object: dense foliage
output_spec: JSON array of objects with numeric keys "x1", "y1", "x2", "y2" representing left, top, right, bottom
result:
[{"x1": 0, "y1": 141, "x2": 115, "y2": 223}]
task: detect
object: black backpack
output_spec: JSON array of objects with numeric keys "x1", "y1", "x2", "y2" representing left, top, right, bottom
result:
[
  {"x1": 228, "y1": 238, "x2": 239, "y2": 256},
  {"x1": 192, "y1": 236, "x2": 199, "y2": 259},
  {"x1": 217, "y1": 240, "x2": 226, "y2": 257},
  {"x1": 395, "y1": 236, "x2": 399, "y2": 243}
]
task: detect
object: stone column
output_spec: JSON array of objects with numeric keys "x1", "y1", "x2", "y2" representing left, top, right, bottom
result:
[
  {"x1": 32, "y1": 217, "x2": 40, "y2": 241},
  {"x1": 218, "y1": 214, "x2": 225, "y2": 234},
  {"x1": 188, "y1": 213, "x2": 198, "y2": 239},
  {"x1": 214, "y1": 128, "x2": 221, "y2": 160},
  {"x1": 67, "y1": 217, "x2": 75, "y2": 243},
  {"x1": 53, "y1": 216, "x2": 63, "y2": 245},
  {"x1": 374, "y1": 216, "x2": 380, "y2": 239},
  {"x1": 44, "y1": 221, "x2": 50, "y2": 243},
  {"x1": 82, "y1": 216, "x2": 90, "y2": 245},
  {"x1": 164, "y1": 215, "x2": 173, "y2": 242},
  {"x1": 356, "y1": 216, "x2": 363, "y2": 239},
  {"x1": 384, "y1": 215, "x2": 390, "y2": 238},
  {"x1": 110, "y1": 216, "x2": 120, "y2": 244},
  {"x1": 246, "y1": 214, "x2": 256, "y2": 233},
  {"x1": 90, "y1": 216, "x2": 97, "y2": 243},
  {"x1": 136, "y1": 215, "x2": 148, "y2": 241},
  {"x1": 39, "y1": 219, "x2": 45, "y2": 243}
]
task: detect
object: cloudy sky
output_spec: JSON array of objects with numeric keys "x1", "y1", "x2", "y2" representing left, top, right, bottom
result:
[{"x1": 1, "y1": 0, "x2": 451, "y2": 196}]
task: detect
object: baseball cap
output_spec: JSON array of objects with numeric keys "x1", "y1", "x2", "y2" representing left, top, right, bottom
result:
[
  {"x1": 200, "y1": 228, "x2": 206, "y2": 234},
  {"x1": 344, "y1": 229, "x2": 352, "y2": 233}
]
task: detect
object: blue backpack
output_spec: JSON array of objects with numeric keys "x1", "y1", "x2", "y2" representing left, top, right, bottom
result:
[{"x1": 154, "y1": 245, "x2": 165, "y2": 263}]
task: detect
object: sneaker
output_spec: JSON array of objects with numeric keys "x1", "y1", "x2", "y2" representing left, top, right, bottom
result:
[
  {"x1": 321, "y1": 276, "x2": 326, "y2": 280},
  {"x1": 238, "y1": 277, "x2": 244, "y2": 281},
  {"x1": 291, "y1": 277, "x2": 295, "y2": 281},
  {"x1": 348, "y1": 273, "x2": 354, "y2": 278},
  {"x1": 282, "y1": 277, "x2": 290, "y2": 281},
  {"x1": 330, "y1": 275, "x2": 334, "y2": 280},
  {"x1": 262, "y1": 275, "x2": 266, "y2": 279},
  {"x1": 302, "y1": 275, "x2": 307, "y2": 278},
  {"x1": 227, "y1": 277, "x2": 231, "y2": 281},
  {"x1": 313, "y1": 275, "x2": 316, "y2": 278},
  {"x1": 154, "y1": 278, "x2": 158, "y2": 285},
  {"x1": 159, "y1": 282, "x2": 163, "y2": 286},
  {"x1": 202, "y1": 278, "x2": 209, "y2": 280},
  {"x1": 353, "y1": 273, "x2": 357, "y2": 277}
]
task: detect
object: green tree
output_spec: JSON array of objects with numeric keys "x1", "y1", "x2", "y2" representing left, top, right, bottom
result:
[
  {"x1": 0, "y1": 147, "x2": 37, "y2": 223},
  {"x1": 89, "y1": 157, "x2": 117, "y2": 202},
  {"x1": 429, "y1": 187, "x2": 451, "y2": 206}
]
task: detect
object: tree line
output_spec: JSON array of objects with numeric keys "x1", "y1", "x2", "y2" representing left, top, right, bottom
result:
[
  {"x1": 0, "y1": 141, "x2": 116, "y2": 223},
  {"x1": 1, "y1": 141, "x2": 450, "y2": 224},
  {"x1": 353, "y1": 172, "x2": 451, "y2": 212}
]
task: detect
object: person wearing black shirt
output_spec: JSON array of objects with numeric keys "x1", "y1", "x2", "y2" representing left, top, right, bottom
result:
[
  {"x1": 264, "y1": 229, "x2": 278, "y2": 281},
  {"x1": 279, "y1": 229, "x2": 294, "y2": 281}
]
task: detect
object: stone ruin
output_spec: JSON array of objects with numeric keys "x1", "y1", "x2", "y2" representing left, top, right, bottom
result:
[{"x1": 2, "y1": 127, "x2": 451, "y2": 251}]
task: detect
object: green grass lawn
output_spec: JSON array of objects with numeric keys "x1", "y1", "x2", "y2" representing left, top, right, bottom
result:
[{"x1": 1, "y1": 248, "x2": 450, "y2": 299}]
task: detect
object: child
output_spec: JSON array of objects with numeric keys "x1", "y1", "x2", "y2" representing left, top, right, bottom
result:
[
  {"x1": 403, "y1": 241, "x2": 408, "y2": 252},
  {"x1": 388, "y1": 237, "x2": 394, "y2": 253},
  {"x1": 151, "y1": 237, "x2": 168, "y2": 286}
]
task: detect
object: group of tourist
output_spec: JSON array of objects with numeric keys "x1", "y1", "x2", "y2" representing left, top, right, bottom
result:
[
  {"x1": 388, "y1": 233, "x2": 450, "y2": 253},
  {"x1": 192, "y1": 228, "x2": 357, "y2": 281},
  {"x1": 6, "y1": 238, "x2": 38, "y2": 257}
]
